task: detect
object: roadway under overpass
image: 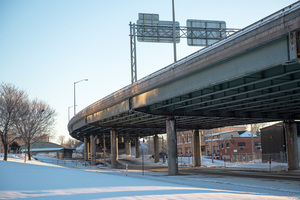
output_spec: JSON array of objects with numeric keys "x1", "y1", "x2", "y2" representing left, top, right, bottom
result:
[{"x1": 68, "y1": 2, "x2": 300, "y2": 173}]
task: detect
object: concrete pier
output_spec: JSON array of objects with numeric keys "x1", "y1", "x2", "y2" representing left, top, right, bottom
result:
[
  {"x1": 154, "y1": 134, "x2": 159, "y2": 163},
  {"x1": 166, "y1": 117, "x2": 178, "y2": 175},
  {"x1": 284, "y1": 120, "x2": 299, "y2": 170},
  {"x1": 110, "y1": 129, "x2": 117, "y2": 168},
  {"x1": 193, "y1": 129, "x2": 201, "y2": 167},
  {"x1": 125, "y1": 133, "x2": 131, "y2": 155},
  {"x1": 135, "y1": 136, "x2": 140, "y2": 158},
  {"x1": 84, "y1": 135, "x2": 89, "y2": 161},
  {"x1": 90, "y1": 134, "x2": 96, "y2": 165}
]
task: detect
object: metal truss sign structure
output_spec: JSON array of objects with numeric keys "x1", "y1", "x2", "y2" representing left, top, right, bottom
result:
[
  {"x1": 129, "y1": 13, "x2": 240, "y2": 84},
  {"x1": 137, "y1": 13, "x2": 180, "y2": 43},
  {"x1": 187, "y1": 19, "x2": 226, "y2": 46}
]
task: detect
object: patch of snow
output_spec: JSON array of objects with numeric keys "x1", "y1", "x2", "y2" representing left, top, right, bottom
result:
[
  {"x1": 240, "y1": 131, "x2": 257, "y2": 137},
  {"x1": 1, "y1": 155, "x2": 300, "y2": 199}
]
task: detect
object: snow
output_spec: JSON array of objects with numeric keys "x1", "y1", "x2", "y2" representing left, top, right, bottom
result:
[
  {"x1": 21, "y1": 147, "x2": 64, "y2": 152},
  {"x1": 239, "y1": 131, "x2": 256, "y2": 137},
  {"x1": 1, "y1": 154, "x2": 300, "y2": 199},
  {"x1": 76, "y1": 143, "x2": 84, "y2": 152}
]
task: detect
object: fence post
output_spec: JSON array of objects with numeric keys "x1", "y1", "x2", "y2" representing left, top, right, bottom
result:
[{"x1": 269, "y1": 156, "x2": 272, "y2": 172}]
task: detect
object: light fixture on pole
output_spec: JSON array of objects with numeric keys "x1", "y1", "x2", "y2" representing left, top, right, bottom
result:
[{"x1": 74, "y1": 79, "x2": 88, "y2": 115}]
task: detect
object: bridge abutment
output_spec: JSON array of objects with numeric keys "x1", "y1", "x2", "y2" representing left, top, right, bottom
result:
[
  {"x1": 167, "y1": 117, "x2": 178, "y2": 175},
  {"x1": 284, "y1": 120, "x2": 299, "y2": 170}
]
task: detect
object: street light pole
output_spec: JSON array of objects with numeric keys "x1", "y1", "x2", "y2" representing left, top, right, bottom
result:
[{"x1": 74, "y1": 79, "x2": 88, "y2": 115}]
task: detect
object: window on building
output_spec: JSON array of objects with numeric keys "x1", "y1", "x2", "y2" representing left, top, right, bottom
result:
[
  {"x1": 226, "y1": 143, "x2": 230, "y2": 148},
  {"x1": 238, "y1": 142, "x2": 246, "y2": 150},
  {"x1": 255, "y1": 142, "x2": 261, "y2": 150},
  {"x1": 221, "y1": 143, "x2": 224, "y2": 149}
]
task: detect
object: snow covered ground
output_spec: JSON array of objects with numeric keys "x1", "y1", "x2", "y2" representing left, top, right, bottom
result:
[{"x1": 1, "y1": 154, "x2": 300, "y2": 200}]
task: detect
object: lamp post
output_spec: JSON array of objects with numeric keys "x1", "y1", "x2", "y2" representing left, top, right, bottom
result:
[{"x1": 74, "y1": 79, "x2": 88, "y2": 115}]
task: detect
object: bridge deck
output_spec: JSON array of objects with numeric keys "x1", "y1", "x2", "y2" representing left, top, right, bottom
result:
[{"x1": 69, "y1": 2, "x2": 300, "y2": 140}]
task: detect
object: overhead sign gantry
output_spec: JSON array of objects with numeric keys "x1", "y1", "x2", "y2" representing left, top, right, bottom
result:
[{"x1": 130, "y1": 13, "x2": 239, "y2": 84}]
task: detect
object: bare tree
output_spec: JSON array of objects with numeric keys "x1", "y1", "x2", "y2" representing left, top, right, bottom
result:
[
  {"x1": 248, "y1": 122, "x2": 271, "y2": 134},
  {"x1": 57, "y1": 135, "x2": 65, "y2": 146},
  {"x1": 66, "y1": 138, "x2": 82, "y2": 148},
  {"x1": 0, "y1": 83, "x2": 27, "y2": 161},
  {"x1": 15, "y1": 99, "x2": 56, "y2": 160}
]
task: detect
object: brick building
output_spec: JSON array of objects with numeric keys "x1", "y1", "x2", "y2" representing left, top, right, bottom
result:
[
  {"x1": 218, "y1": 136, "x2": 261, "y2": 161},
  {"x1": 177, "y1": 126, "x2": 246, "y2": 157}
]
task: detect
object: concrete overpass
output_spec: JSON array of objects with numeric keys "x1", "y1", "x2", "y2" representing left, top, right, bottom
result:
[{"x1": 68, "y1": 2, "x2": 300, "y2": 173}]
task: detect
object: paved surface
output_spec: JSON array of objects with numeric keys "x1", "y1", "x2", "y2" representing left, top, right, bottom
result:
[
  {"x1": 91, "y1": 160, "x2": 300, "y2": 199},
  {"x1": 96, "y1": 157, "x2": 300, "y2": 182}
]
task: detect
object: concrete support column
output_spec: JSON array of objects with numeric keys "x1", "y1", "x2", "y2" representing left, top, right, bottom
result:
[
  {"x1": 284, "y1": 120, "x2": 299, "y2": 170},
  {"x1": 87, "y1": 140, "x2": 90, "y2": 160},
  {"x1": 116, "y1": 136, "x2": 119, "y2": 161},
  {"x1": 166, "y1": 116, "x2": 178, "y2": 175},
  {"x1": 84, "y1": 135, "x2": 88, "y2": 161},
  {"x1": 193, "y1": 130, "x2": 201, "y2": 167},
  {"x1": 90, "y1": 134, "x2": 96, "y2": 165},
  {"x1": 154, "y1": 134, "x2": 159, "y2": 163},
  {"x1": 110, "y1": 129, "x2": 117, "y2": 169},
  {"x1": 125, "y1": 133, "x2": 131, "y2": 155},
  {"x1": 135, "y1": 136, "x2": 140, "y2": 158}
]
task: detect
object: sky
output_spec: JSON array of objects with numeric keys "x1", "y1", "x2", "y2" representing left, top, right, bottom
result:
[{"x1": 0, "y1": 0, "x2": 297, "y2": 142}]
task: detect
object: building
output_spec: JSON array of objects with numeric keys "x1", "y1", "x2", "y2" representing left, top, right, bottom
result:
[
  {"x1": 177, "y1": 131, "x2": 193, "y2": 156},
  {"x1": 202, "y1": 130, "x2": 261, "y2": 162},
  {"x1": 261, "y1": 122, "x2": 300, "y2": 163},
  {"x1": 20, "y1": 141, "x2": 75, "y2": 159},
  {"x1": 177, "y1": 126, "x2": 247, "y2": 157},
  {"x1": 218, "y1": 134, "x2": 261, "y2": 161}
]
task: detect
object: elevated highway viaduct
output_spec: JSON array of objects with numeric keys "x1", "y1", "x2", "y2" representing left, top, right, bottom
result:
[{"x1": 69, "y1": 2, "x2": 300, "y2": 174}]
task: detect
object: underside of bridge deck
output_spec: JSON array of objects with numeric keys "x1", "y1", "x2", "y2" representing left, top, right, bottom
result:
[{"x1": 70, "y1": 59, "x2": 300, "y2": 142}]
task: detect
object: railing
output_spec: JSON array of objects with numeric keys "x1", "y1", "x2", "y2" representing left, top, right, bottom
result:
[
  {"x1": 231, "y1": 153, "x2": 287, "y2": 163},
  {"x1": 33, "y1": 156, "x2": 91, "y2": 168},
  {"x1": 231, "y1": 153, "x2": 262, "y2": 163}
]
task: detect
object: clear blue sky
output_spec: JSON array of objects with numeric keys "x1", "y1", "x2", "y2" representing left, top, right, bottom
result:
[{"x1": 0, "y1": 0, "x2": 297, "y2": 142}]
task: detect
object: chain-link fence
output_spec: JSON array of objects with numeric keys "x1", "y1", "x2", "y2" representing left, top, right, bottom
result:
[
  {"x1": 261, "y1": 152, "x2": 287, "y2": 163},
  {"x1": 231, "y1": 153, "x2": 261, "y2": 163},
  {"x1": 231, "y1": 152, "x2": 287, "y2": 163},
  {"x1": 33, "y1": 156, "x2": 91, "y2": 167}
]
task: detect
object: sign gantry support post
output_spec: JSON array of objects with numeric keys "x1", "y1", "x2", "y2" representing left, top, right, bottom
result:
[
  {"x1": 172, "y1": 0, "x2": 177, "y2": 63},
  {"x1": 130, "y1": 22, "x2": 137, "y2": 84}
]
